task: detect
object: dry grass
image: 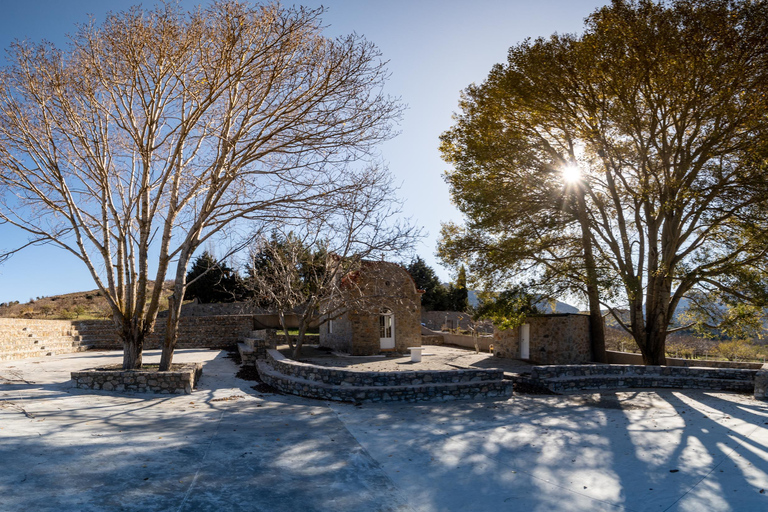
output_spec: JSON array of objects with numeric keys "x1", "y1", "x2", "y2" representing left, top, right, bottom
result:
[{"x1": 0, "y1": 282, "x2": 175, "y2": 320}]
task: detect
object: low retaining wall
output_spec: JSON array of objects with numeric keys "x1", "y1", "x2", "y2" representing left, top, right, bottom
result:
[
  {"x1": 0, "y1": 316, "x2": 253, "y2": 361},
  {"x1": 257, "y1": 349, "x2": 512, "y2": 402},
  {"x1": 531, "y1": 364, "x2": 757, "y2": 393},
  {"x1": 755, "y1": 365, "x2": 768, "y2": 400},
  {"x1": 606, "y1": 350, "x2": 763, "y2": 370},
  {"x1": 265, "y1": 349, "x2": 503, "y2": 386},
  {"x1": 0, "y1": 318, "x2": 108, "y2": 361},
  {"x1": 71, "y1": 363, "x2": 203, "y2": 394}
]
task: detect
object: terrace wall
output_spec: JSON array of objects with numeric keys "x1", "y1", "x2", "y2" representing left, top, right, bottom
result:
[{"x1": 0, "y1": 315, "x2": 253, "y2": 361}]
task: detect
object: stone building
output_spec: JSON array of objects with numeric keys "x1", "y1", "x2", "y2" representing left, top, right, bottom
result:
[
  {"x1": 493, "y1": 313, "x2": 592, "y2": 365},
  {"x1": 319, "y1": 260, "x2": 423, "y2": 355}
]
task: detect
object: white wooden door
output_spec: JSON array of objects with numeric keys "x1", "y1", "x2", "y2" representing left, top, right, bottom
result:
[
  {"x1": 379, "y1": 311, "x2": 395, "y2": 350},
  {"x1": 519, "y1": 323, "x2": 530, "y2": 359}
]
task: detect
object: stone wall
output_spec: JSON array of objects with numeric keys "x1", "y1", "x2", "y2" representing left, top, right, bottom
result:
[
  {"x1": 319, "y1": 313, "x2": 354, "y2": 353},
  {"x1": 71, "y1": 363, "x2": 202, "y2": 394},
  {"x1": 158, "y1": 302, "x2": 263, "y2": 318},
  {"x1": 755, "y1": 365, "x2": 768, "y2": 400},
  {"x1": 606, "y1": 350, "x2": 764, "y2": 369},
  {"x1": 0, "y1": 315, "x2": 254, "y2": 361},
  {"x1": 264, "y1": 349, "x2": 503, "y2": 386},
  {"x1": 440, "y1": 332, "x2": 494, "y2": 352},
  {"x1": 145, "y1": 316, "x2": 253, "y2": 349},
  {"x1": 319, "y1": 261, "x2": 422, "y2": 356},
  {"x1": 257, "y1": 349, "x2": 513, "y2": 402},
  {"x1": 0, "y1": 318, "x2": 112, "y2": 361},
  {"x1": 494, "y1": 314, "x2": 591, "y2": 364},
  {"x1": 530, "y1": 364, "x2": 757, "y2": 393}
]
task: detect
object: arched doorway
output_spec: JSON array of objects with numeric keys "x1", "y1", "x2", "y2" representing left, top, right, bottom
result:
[{"x1": 379, "y1": 309, "x2": 395, "y2": 350}]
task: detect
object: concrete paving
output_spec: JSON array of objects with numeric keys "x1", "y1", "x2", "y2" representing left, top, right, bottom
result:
[{"x1": 1, "y1": 350, "x2": 767, "y2": 512}]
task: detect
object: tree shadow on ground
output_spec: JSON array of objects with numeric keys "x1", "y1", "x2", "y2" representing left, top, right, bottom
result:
[
  {"x1": 0, "y1": 350, "x2": 409, "y2": 512},
  {"x1": 329, "y1": 389, "x2": 768, "y2": 511}
]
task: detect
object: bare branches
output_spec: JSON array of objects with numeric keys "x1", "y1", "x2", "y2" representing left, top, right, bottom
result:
[{"x1": 0, "y1": 1, "x2": 403, "y2": 369}]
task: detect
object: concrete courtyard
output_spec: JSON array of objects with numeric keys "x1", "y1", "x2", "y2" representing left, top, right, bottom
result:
[{"x1": 1, "y1": 349, "x2": 767, "y2": 512}]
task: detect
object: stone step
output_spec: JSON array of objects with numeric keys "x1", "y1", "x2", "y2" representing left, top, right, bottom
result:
[
  {"x1": 256, "y1": 361, "x2": 513, "y2": 403},
  {"x1": 536, "y1": 374, "x2": 754, "y2": 393},
  {"x1": 0, "y1": 338, "x2": 94, "y2": 351},
  {"x1": 531, "y1": 364, "x2": 757, "y2": 381},
  {"x1": 267, "y1": 351, "x2": 505, "y2": 386},
  {"x1": 237, "y1": 343, "x2": 257, "y2": 366},
  {"x1": 0, "y1": 345, "x2": 91, "y2": 361}
]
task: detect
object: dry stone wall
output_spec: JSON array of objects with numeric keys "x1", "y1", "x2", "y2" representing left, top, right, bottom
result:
[
  {"x1": 494, "y1": 314, "x2": 591, "y2": 364},
  {"x1": 0, "y1": 315, "x2": 253, "y2": 361},
  {"x1": 755, "y1": 365, "x2": 768, "y2": 400},
  {"x1": 531, "y1": 364, "x2": 757, "y2": 393},
  {"x1": 606, "y1": 350, "x2": 764, "y2": 369},
  {"x1": 72, "y1": 363, "x2": 202, "y2": 394},
  {"x1": 319, "y1": 261, "x2": 422, "y2": 356},
  {"x1": 257, "y1": 349, "x2": 513, "y2": 402}
]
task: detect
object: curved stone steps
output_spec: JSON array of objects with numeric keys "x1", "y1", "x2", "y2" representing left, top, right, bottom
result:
[
  {"x1": 528, "y1": 364, "x2": 758, "y2": 393},
  {"x1": 255, "y1": 356, "x2": 513, "y2": 403}
]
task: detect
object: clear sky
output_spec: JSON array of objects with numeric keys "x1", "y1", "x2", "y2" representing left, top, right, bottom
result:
[{"x1": 0, "y1": 0, "x2": 608, "y2": 304}]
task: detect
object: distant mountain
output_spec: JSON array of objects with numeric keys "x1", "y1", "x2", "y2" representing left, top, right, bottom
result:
[
  {"x1": 465, "y1": 289, "x2": 579, "y2": 314},
  {"x1": 536, "y1": 300, "x2": 580, "y2": 314}
]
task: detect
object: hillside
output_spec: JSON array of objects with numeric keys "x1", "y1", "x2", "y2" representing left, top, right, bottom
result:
[
  {"x1": 0, "y1": 282, "x2": 175, "y2": 320},
  {"x1": 466, "y1": 289, "x2": 580, "y2": 314}
]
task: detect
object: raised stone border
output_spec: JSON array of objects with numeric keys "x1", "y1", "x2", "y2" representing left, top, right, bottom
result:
[
  {"x1": 530, "y1": 364, "x2": 758, "y2": 394},
  {"x1": 257, "y1": 349, "x2": 513, "y2": 402},
  {"x1": 755, "y1": 365, "x2": 768, "y2": 400},
  {"x1": 71, "y1": 363, "x2": 203, "y2": 394}
]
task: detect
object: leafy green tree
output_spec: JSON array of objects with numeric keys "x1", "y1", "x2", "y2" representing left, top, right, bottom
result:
[
  {"x1": 185, "y1": 251, "x2": 246, "y2": 304},
  {"x1": 405, "y1": 256, "x2": 448, "y2": 311},
  {"x1": 447, "y1": 265, "x2": 469, "y2": 312},
  {"x1": 439, "y1": 0, "x2": 768, "y2": 365},
  {"x1": 474, "y1": 288, "x2": 541, "y2": 331}
]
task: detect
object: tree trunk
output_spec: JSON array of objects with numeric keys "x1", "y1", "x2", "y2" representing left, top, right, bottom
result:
[
  {"x1": 278, "y1": 310, "x2": 294, "y2": 350},
  {"x1": 640, "y1": 290, "x2": 670, "y2": 366},
  {"x1": 641, "y1": 325, "x2": 667, "y2": 365},
  {"x1": 575, "y1": 183, "x2": 607, "y2": 363},
  {"x1": 291, "y1": 318, "x2": 309, "y2": 359},
  {"x1": 121, "y1": 323, "x2": 145, "y2": 370},
  {"x1": 159, "y1": 293, "x2": 183, "y2": 371}
]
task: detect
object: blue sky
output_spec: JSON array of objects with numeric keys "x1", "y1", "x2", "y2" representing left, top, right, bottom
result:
[{"x1": 0, "y1": 0, "x2": 607, "y2": 304}]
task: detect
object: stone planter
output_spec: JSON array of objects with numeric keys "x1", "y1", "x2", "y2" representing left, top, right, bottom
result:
[{"x1": 71, "y1": 363, "x2": 203, "y2": 394}]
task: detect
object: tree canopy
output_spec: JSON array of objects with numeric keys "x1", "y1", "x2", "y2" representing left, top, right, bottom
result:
[
  {"x1": 439, "y1": 0, "x2": 768, "y2": 364},
  {"x1": 405, "y1": 257, "x2": 470, "y2": 312},
  {"x1": 184, "y1": 251, "x2": 246, "y2": 304},
  {"x1": 0, "y1": 1, "x2": 402, "y2": 369}
]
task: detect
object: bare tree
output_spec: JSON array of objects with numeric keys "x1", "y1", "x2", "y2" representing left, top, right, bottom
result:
[
  {"x1": 247, "y1": 165, "x2": 419, "y2": 358},
  {"x1": 0, "y1": 2, "x2": 402, "y2": 369}
]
